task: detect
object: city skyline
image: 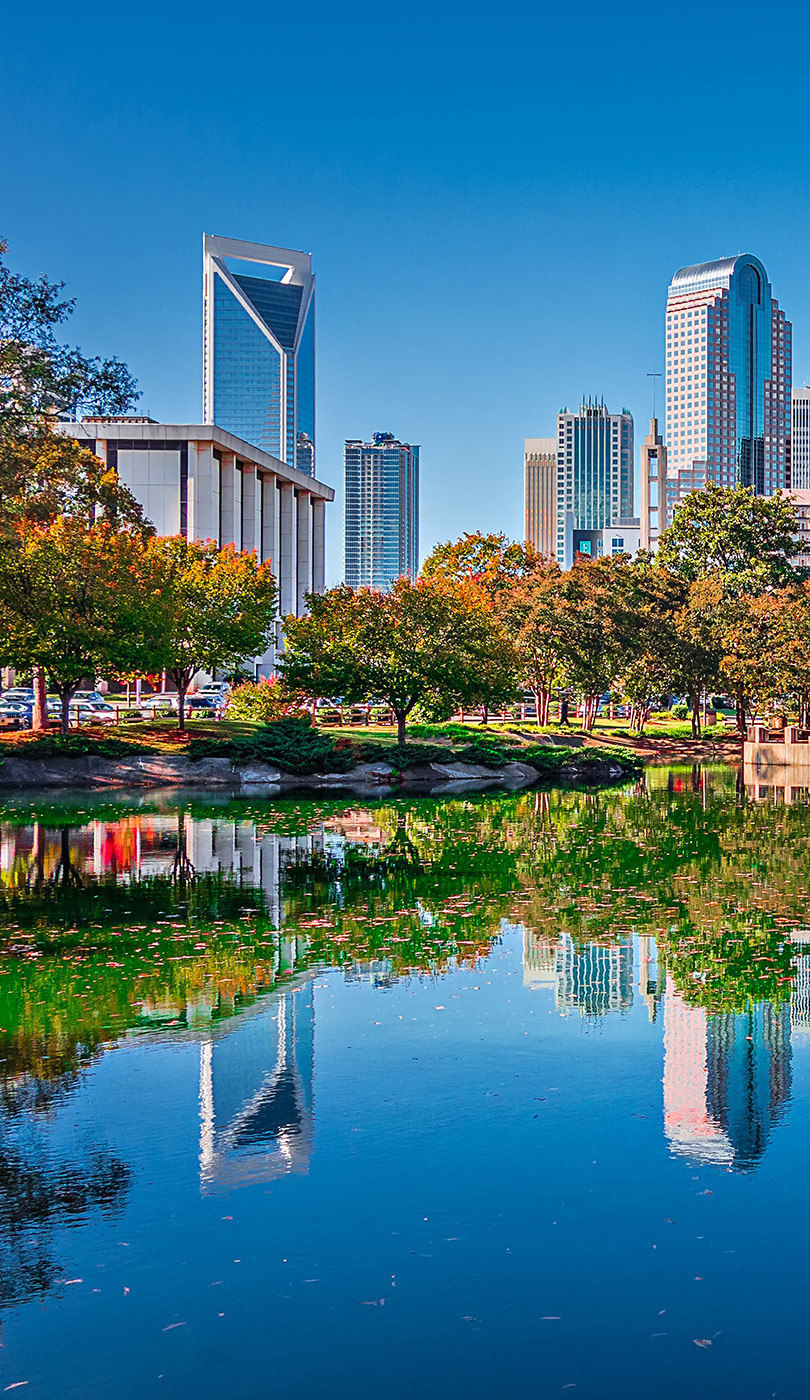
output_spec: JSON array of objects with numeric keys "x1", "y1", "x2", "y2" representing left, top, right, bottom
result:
[{"x1": 7, "y1": 0, "x2": 810, "y2": 587}]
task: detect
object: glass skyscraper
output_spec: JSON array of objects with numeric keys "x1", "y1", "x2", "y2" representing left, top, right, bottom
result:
[
  {"x1": 344, "y1": 433, "x2": 419, "y2": 588},
  {"x1": 555, "y1": 399, "x2": 634, "y2": 567},
  {"x1": 665, "y1": 255, "x2": 791, "y2": 520},
  {"x1": 203, "y1": 234, "x2": 316, "y2": 475}
]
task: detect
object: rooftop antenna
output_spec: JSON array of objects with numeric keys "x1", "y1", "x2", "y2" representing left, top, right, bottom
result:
[{"x1": 647, "y1": 366, "x2": 662, "y2": 420}]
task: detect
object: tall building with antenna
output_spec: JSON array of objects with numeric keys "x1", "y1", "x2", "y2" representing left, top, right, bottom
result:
[{"x1": 554, "y1": 399, "x2": 634, "y2": 567}]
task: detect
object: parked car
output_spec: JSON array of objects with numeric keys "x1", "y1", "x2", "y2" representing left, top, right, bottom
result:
[
  {"x1": 139, "y1": 693, "x2": 179, "y2": 713},
  {"x1": 0, "y1": 701, "x2": 32, "y2": 727},
  {"x1": 197, "y1": 681, "x2": 230, "y2": 696},
  {"x1": 71, "y1": 690, "x2": 106, "y2": 705},
  {"x1": 1, "y1": 688, "x2": 35, "y2": 704},
  {"x1": 187, "y1": 694, "x2": 226, "y2": 713},
  {"x1": 71, "y1": 701, "x2": 117, "y2": 724}
]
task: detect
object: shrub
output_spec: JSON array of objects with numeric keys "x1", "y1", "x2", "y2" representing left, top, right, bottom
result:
[
  {"x1": 3, "y1": 733, "x2": 157, "y2": 758},
  {"x1": 226, "y1": 678, "x2": 307, "y2": 724},
  {"x1": 188, "y1": 717, "x2": 353, "y2": 775},
  {"x1": 670, "y1": 703, "x2": 689, "y2": 720},
  {"x1": 355, "y1": 741, "x2": 450, "y2": 768}
]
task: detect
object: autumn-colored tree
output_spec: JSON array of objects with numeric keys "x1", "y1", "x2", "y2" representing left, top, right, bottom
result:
[
  {"x1": 493, "y1": 558, "x2": 564, "y2": 726},
  {"x1": 657, "y1": 483, "x2": 801, "y2": 594},
  {"x1": 145, "y1": 537, "x2": 278, "y2": 732},
  {"x1": 280, "y1": 577, "x2": 515, "y2": 744},
  {"x1": 0, "y1": 519, "x2": 156, "y2": 732},
  {"x1": 420, "y1": 532, "x2": 540, "y2": 603},
  {"x1": 770, "y1": 585, "x2": 810, "y2": 726}
]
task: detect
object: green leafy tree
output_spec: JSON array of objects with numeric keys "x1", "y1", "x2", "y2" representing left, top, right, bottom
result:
[
  {"x1": 493, "y1": 557, "x2": 564, "y2": 726},
  {"x1": 0, "y1": 519, "x2": 156, "y2": 732},
  {"x1": 281, "y1": 577, "x2": 515, "y2": 744},
  {"x1": 555, "y1": 555, "x2": 644, "y2": 730},
  {"x1": 0, "y1": 237, "x2": 138, "y2": 448},
  {"x1": 657, "y1": 483, "x2": 801, "y2": 594},
  {"x1": 146, "y1": 537, "x2": 278, "y2": 732}
]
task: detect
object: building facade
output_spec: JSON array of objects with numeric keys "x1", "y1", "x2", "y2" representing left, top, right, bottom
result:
[
  {"x1": 665, "y1": 255, "x2": 791, "y2": 520},
  {"x1": 59, "y1": 418, "x2": 333, "y2": 673},
  {"x1": 639, "y1": 417, "x2": 667, "y2": 551},
  {"x1": 344, "y1": 432, "x2": 419, "y2": 588},
  {"x1": 791, "y1": 386, "x2": 810, "y2": 490},
  {"x1": 524, "y1": 437, "x2": 556, "y2": 558},
  {"x1": 202, "y1": 235, "x2": 316, "y2": 475},
  {"x1": 555, "y1": 400, "x2": 634, "y2": 568}
]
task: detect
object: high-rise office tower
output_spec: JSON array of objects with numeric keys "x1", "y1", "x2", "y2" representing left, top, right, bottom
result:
[
  {"x1": 524, "y1": 437, "x2": 557, "y2": 557},
  {"x1": 791, "y1": 386, "x2": 810, "y2": 490},
  {"x1": 555, "y1": 400, "x2": 634, "y2": 567},
  {"x1": 203, "y1": 234, "x2": 316, "y2": 475},
  {"x1": 344, "y1": 432, "x2": 419, "y2": 588},
  {"x1": 665, "y1": 255, "x2": 791, "y2": 521}
]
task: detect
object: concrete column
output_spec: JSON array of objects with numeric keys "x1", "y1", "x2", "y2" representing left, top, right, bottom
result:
[
  {"x1": 189, "y1": 443, "x2": 219, "y2": 544},
  {"x1": 261, "y1": 473, "x2": 278, "y2": 569},
  {"x1": 296, "y1": 491, "x2": 313, "y2": 614},
  {"x1": 278, "y1": 481, "x2": 297, "y2": 616},
  {"x1": 241, "y1": 465, "x2": 260, "y2": 554},
  {"x1": 219, "y1": 452, "x2": 239, "y2": 547},
  {"x1": 312, "y1": 496, "x2": 326, "y2": 594}
]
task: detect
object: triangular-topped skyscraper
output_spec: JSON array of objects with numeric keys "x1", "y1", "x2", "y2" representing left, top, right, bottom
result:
[{"x1": 203, "y1": 234, "x2": 315, "y2": 474}]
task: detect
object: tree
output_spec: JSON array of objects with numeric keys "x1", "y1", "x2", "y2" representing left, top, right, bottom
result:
[
  {"x1": 146, "y1": 537, "x2": 278, "y2": 732},
  {"x1": 0, "y1": 519, "x2": 157, "y2": 732},
  {"x1": 0, "y1": 434, "x2": 148, "y2": 531},
  {"x1": 554, "y1": 555, "x2": 643, "y2": 730},
  {"x1": 280, "y1": 577, "x2": 515, "y2": 744},
  {"x1": 657, "y1": 483, "x2": 801, "y2": 594},
  {"x1": 493, "y1": 558, "x2": 564, "y2": 727},
  {"x1": 421, "y1": 532, "x2": 540, "y2": 600},
  {"x1": 0, "y1": 237, "x2": 138, "y2": 449},
  {"x1": 618, "y1": 562, "x2": 686, "y2": 734}
]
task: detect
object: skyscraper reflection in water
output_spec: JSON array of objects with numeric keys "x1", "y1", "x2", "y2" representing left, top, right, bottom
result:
[
  {"x1": 522, "y1": 931, "x2": 793, "y2": 1173},
  {"x1": 663, "y1": 978, "x2": 791, "y2": 1172},
  {"x1": 198, "y1": 978, "x2": 315, "y2": 1193}
]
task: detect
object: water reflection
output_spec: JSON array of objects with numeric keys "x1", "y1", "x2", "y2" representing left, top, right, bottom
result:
[{"x1": 198, "y1": 978, "x2": 315, "y2": 1192}]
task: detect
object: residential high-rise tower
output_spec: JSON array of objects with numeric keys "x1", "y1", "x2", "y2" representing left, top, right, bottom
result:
[
  {"x1": 665, "y1": 255, "x2": 791, "y2": 521},
  {"x1": 344, "y1": 432, "x2": 419, "y2": 588},
  {"x1": 203, "y1": 234, "x2": 316, "y2": 475}
]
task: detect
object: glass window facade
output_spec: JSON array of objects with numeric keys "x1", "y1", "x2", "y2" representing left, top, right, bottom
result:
[
  {"x1": 204, "y1": 239, "x2": 316, "y2": 476},
  {"x1": 344, "y1": 434, "x2": 419, "y2": 588},
  {"x1": 212, "y1": 272, "x2": 282, "y2": 458}
]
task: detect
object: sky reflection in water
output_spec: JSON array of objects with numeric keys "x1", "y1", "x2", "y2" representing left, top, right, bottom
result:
[{"x1": 0, "y1": 766, "x2": 808, "y2": 1399}]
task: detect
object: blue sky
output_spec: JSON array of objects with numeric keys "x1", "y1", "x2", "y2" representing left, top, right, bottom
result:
[{"x1": 3, "y1": 0, "x2": 810, "y2": 583}]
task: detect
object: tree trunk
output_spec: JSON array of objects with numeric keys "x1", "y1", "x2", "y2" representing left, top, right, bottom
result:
[
  {"x1": 690, "y1": 690, "x2": 702, "y2": 738},
  {"x1": 61, "y1": 692, "x2": 71, "y2": 736},
  {"x1": 735, "y1": 695, "x2": 747, "y2": 737},
  {"x1": 32, "y1": 668, "x2": 47, "y2": 733},
  {"x1": 531, "y1": 687, "x2": 541, "y2": 730},
  {"x1": 177, "y1": 683, "x2": 188, "y2": 734},
  {"x1": 540, "y1": 688, "x2": 551, "y2": 727},
  {"x1": 394, "y1": 709, "x2": 407, "y2": 745}
]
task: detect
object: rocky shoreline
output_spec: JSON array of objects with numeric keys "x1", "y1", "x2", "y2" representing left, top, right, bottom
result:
[{"x1": 0, "y1": 751, "x2": 630, "y2": 793}]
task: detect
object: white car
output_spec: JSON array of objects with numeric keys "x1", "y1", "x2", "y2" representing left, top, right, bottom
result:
[
  {"x1": 139, "y1": 693, "x2": 179, "y2": 713},
  {"x1": 71, "y1": 701, "x2": 117, "y2": 724}
]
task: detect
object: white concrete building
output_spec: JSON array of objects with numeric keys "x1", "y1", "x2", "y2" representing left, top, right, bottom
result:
[
  {"x1": 58, "y1": 417, "x2": 334, "y2": 674},
  {"x1": 791, "y1": 386, "x2": 810, "y2": 490}
]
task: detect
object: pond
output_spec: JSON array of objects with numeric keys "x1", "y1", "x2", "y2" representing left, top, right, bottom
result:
[{"x1": 0, "y1": 765, "x2": 808, "y2": 1398}]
